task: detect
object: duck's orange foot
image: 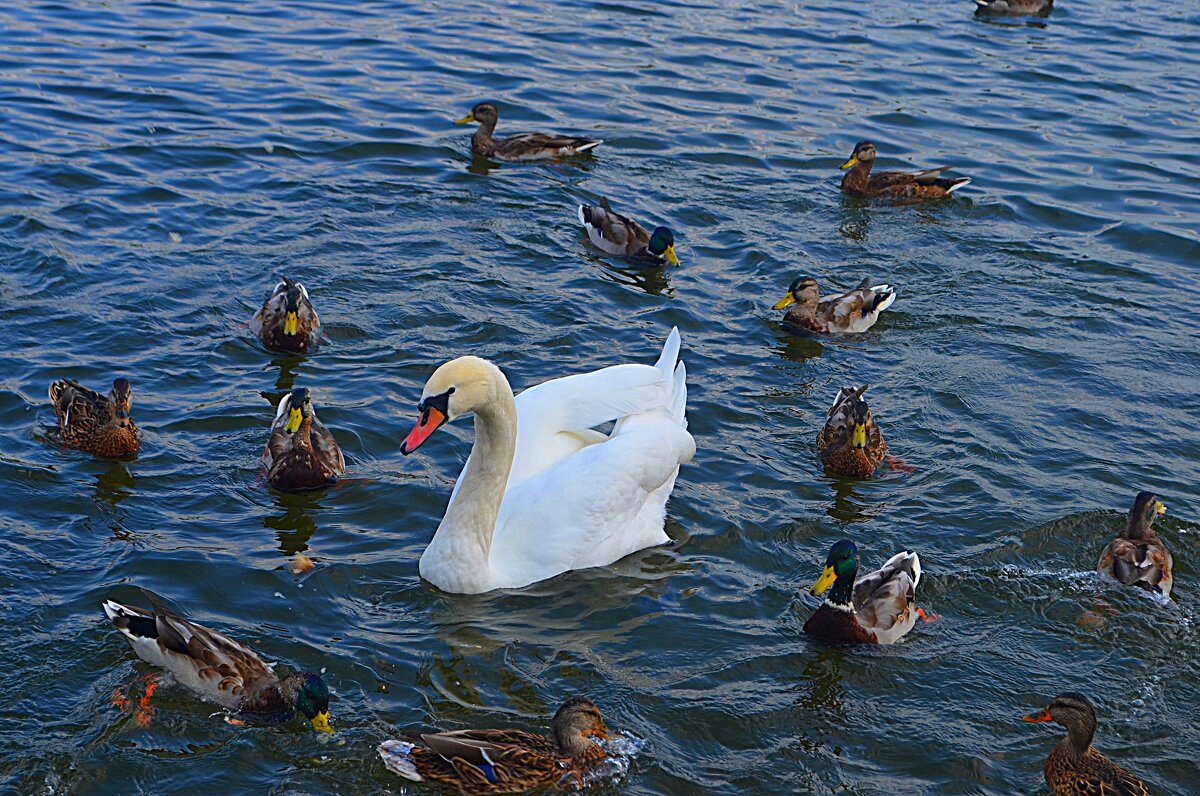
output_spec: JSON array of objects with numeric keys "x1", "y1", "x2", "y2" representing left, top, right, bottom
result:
[
  {"x1": 134, "y1": 675, "x2": 159, "y2": 727},
  {"x1": 917, "y1": 607, "x2": 939, "y2": 622},
  {"x1": 111, "y1": 686, "x2": 131, "y2": 713},
  {"x1": 887, "y1": 456, "x2": 916, "y2": 473},
  {"x1": 225, "y1": 716, "x2": 248, "y2": 727}
]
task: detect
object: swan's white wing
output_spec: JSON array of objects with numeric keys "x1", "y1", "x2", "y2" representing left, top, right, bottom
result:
[{"x1": 487, "y1": 412, "x2": 695, "y2": 587}]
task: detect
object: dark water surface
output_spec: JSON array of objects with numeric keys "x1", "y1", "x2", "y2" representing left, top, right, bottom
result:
[{"x1": 2, "y1": 0, "x2": 1199, "y2": 793}]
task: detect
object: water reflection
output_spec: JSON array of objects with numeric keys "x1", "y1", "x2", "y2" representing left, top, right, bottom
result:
[
  {"x1": 262, "y1": 489, "x2": 324, "y2": 556},
  {"x1": 94, "y1": 460, "x2": 135, "y2": 506},
  {"x1": 596, "y1": 260, "x2": 672, "y2": 296},
  {"x1": 838, "y1": 203, "x2": 872, "y2": 241},
  {"x1": 772, "y1": 331, "x2": 824, "y2": 363},
  {"x1": 269, "y1": 355, "x2": 305, "y2": 393},
  {"x1": 825, "y1": 477, "x2": 881, "y2": 523}
]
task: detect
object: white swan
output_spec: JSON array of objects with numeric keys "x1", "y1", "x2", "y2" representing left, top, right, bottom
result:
[{"x1": 399, "y1": 328, "x2": 695, "y2": 594}]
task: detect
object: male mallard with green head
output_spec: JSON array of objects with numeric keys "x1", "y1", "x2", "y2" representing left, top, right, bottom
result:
[
  {"x1": 578, "y1": 198, "x2": 679, "y2": 266},
  {"x1": 455, "y1": 102, "x2": 602, "y2": 161},
  {"x1": 773, "y1": 276, "x2": 896, "y2": 334},
  {"x1": 250, "y1": 277, "x2": 320, "y2": 354},
  {"x1": 804, "y1": 539, "x2": 926, "y2": 645},
  {"x1": 103, "y1": 589, "x2": 333, "y2": 733},
  {"x1": 378, "y1": 696, "x2": 611, "y2": 794},
  {"x1": 48, "y1": 377, "x2": 139, "y2": 457},
  {"x1": 1097, "y1": 491, "x2": 1173, "y2": 598},
  {"x1": 839, "y1": 141, "x2": 971, "y2": 199},
  {"x1": 263, "y1": 388, "x2": 345, "y2": 492},
  {"x1": 817, "y1": 386, "x2": 887, "y2": 478},
  {"x1": 1023, "y1": 693, "x2": 1149, "y2": 795}
]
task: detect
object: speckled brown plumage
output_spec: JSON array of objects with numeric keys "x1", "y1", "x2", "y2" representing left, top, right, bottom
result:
[
  {"x1": 975, "y1": 0, "x2": 1053, "y2": 17},
  {"x1": 48, "y1": 377, "x2": 139, "y2": 457},
  {"x1": 839, "y1": 141, "x2": 970, "y2": 200},
  {"x1": 1097, "y1": 491, "x2": 1173, "y2": 598},
  {"x1": 1025, "y1": 693, "x2": 1149, "y2": 796},
  {"x1": 262, "y1": 388, "x2": 345, "y2": 492},
  {"x1": 816, "y1": 386, "x2": 887, "y2": 478},
  {"x1": 378, "y1": 697, "x2": 611, "y2": 794},
  {"x1": 250, "y1": 277, "x2": 320, "y2": 354},
  {"x1": 103, "y1": 589, "x2": 332, "y2": 732},
  {"x1": 774, "y1": 277, "x2": 896, "y2": 335},
  {"x1": 456, "y1": 102, "x2": 602, "y2": 162}
]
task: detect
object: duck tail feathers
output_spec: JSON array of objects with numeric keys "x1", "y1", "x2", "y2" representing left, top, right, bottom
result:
[
  {"x1": 575, "y1": 139, "x2": 603, "y2": 153},
  {"x1": 378, "y1": 740, "x2": 423, "y2": 781},
  {"x1": 577, "y1": 204, "x2": 589, "y2": 227},
  {"x1": 946, "y1": 177, "x2": 972, "y2": 193}
]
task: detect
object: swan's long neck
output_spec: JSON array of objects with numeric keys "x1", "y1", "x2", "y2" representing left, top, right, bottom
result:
[{"x1": 421, "y1": 371, "x2": 517, "y2": 591}]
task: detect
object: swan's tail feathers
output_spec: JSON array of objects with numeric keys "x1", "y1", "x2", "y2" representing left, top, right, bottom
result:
[
  {"x1": 378, "y1": 740, "x2": 423, "y2": 781},
  {"x1": 669, "y1": 361, "x2": 688, "y2": 427},
  {"x1": 654, "y1": 327, "x2": 682, "y2": 381}
]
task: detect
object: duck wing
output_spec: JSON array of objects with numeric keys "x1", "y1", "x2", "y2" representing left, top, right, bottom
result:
[
  {"x1": 1099, "y1": 538, "x2": 1173, "y2": 597},
  {"x1": 103, "y1": 590, "x2": 273, "y2": 710},
  {"x1": 493, "y1": 132, "x2": 603, "y2": 161},
  {"x1": 578, "y1": 198, "x2": 650, "y2": 256},
  {"x1": 49, "y1": 379, "x2": 107, "y2": 433},
  {"x1": 816, "y1": 281, "x2": 896, "y2": 333},
  {"x1": 309, "y1": 417, "x2": 346, "y2": 475},
  {"x1": 851, "y1": 551, "x2": 921, "y2": 645},
  {"x1": 414, "y1": 729, "x2": 563, "y2": 790}
]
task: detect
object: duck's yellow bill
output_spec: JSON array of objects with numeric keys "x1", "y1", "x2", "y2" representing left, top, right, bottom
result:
[
  {"x1": 665, "y1": 244, "x2": 680, "y2": 266},
  {"x1": 283, "y1": 311, "x2": 299, "y2": 336},
  {"x1": 839, "y1": 156, "x2": 859, "y2": 170},
  {"x1": 311, "y1": 710, "x2": 333, "y2": 733},
  {"x1": 454, "y1": 112, "x2": 475, "y2": 125},
  {"x1": 285, "y1": 407, "x2": 303, "y2": 433},
  {"x1": 773, "y1": 293, "x2": 796, "y2": 310},
  {"x1": 851, "y1": 423, "x2": 867, "y2": 448},
  {"x1": 810, "y1": 565, "x2": 836, "y2": 596},
  {"x1": 1023, "y1": 708, "x2": 1052, "y2": 724},
  {"x1": 1156, "y1": 501, "x2": 1166, "y2": 515}
]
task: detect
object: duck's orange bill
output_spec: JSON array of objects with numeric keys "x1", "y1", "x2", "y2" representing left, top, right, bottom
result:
[
  {"x1": 1023, "y1": 709, "x2": 1053, "y2": 723},
  {"x1": 400, "y1": 406, "x2": 446, "y2": 455}
]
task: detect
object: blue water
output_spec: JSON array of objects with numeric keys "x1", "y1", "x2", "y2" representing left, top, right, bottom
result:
[{"x1": 2, "y1": 1, "x2": 1198, "y2": 793}]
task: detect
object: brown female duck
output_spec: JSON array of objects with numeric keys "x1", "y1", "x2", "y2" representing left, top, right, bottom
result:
[
  {"x1": 455, "y1": 102, "x2": 602, "y2": 161},
  {"x1": 817, "y1": 386, "x2": 887, "y2": 478},
  {"x1": 773, "y1": 276, "x2": 896, "y2": 334},
  {"x1": 839, "y1": 141, "x2": 971, "y2": 199},
  {"x1": 48, "y1": 377, "x2": 139, "y2": 457},
  {"x1": 1097, "y1": 491, "x2": 1173, "y2": 598},
  {"x1": 1024, "y1": 693, "x2": 1149, "y2": 795},
  {"x1": 378, "y1": 697, "x2": 611, "y2": 793},
  {"x1": 263, "y1": 388, "x2": 345, "y2": 492},
  {"x1": 250, "y1": 277, "x2": 320, "y2": 354},
  {"x1": 804, "y1": 539, "x2": 926, "y2": 645}
]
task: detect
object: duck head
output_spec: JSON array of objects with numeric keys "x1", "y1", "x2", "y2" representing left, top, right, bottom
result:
[
  {"x1": 454, "y1": 102, "x2": 499, "y2": 128},
  {"x1": 552, "y1": 696, "x2": 609, "y2": 757},
  {"x1": 840, "y1": 141, "x2": 877, "y2": 170},
  {"x1": 648, "y1": 227, "x2": 680, "y2": 265},
  {"x1": 108, "y1": 378, "x2": 134, "y2": 429},
  {"x1": 773, "y1": 276, "x2": 820, "y2": 311}
]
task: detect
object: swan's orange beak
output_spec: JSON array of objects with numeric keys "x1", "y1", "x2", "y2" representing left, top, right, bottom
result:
[{"x1": 400, "y1": 406, "x2": 446, "y2": 454}]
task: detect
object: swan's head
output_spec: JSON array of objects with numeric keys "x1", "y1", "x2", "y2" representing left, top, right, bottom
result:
[{"x1": 400, "y1": 356, "x2": 505, "y2": 455}]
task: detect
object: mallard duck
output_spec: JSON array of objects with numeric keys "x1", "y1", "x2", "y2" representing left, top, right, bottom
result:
[
  {"x1": 975, "y1": 0, "x2": 1053, "y2": 16},
  {"x1": 804, "y1": 539, "x2": 924, "y2": 645},
  {"x1": 1023, "y1": 693, "x2": 1149, "y2": 795},
  {"x1": 250, "y1": 277, "x2": 320, "y2": 354},
  {"x1": 772, "y1": 276, "x2": 896, "y2": 334},
  {"x1": 103, "y1": 589, "x2": 332, "y2": 732},
  {"x1": 577, "y1": 198, "x2": 679, "y2": 266},
  {"x1": 48, "y1": 377, "x2": 139, "y2": 457},
  {"x1": 455, "y1": 103, "x2": 602, "y2": 162},
  {"x1": 817, "y1": 386, "x2": 887, "y2": 478},
  {"x1": 839, "y1": 141, "x2": 971, "y2": 199},
  {"x1": 1097, "y1": 491, "x2": 1172, "y2": 598},
  {"x1": 263, "y1": 388, "x2": 345, "y2": 492},
  {"x1": 378, "y1": 697, "x2": 610, "y2": 793}
]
